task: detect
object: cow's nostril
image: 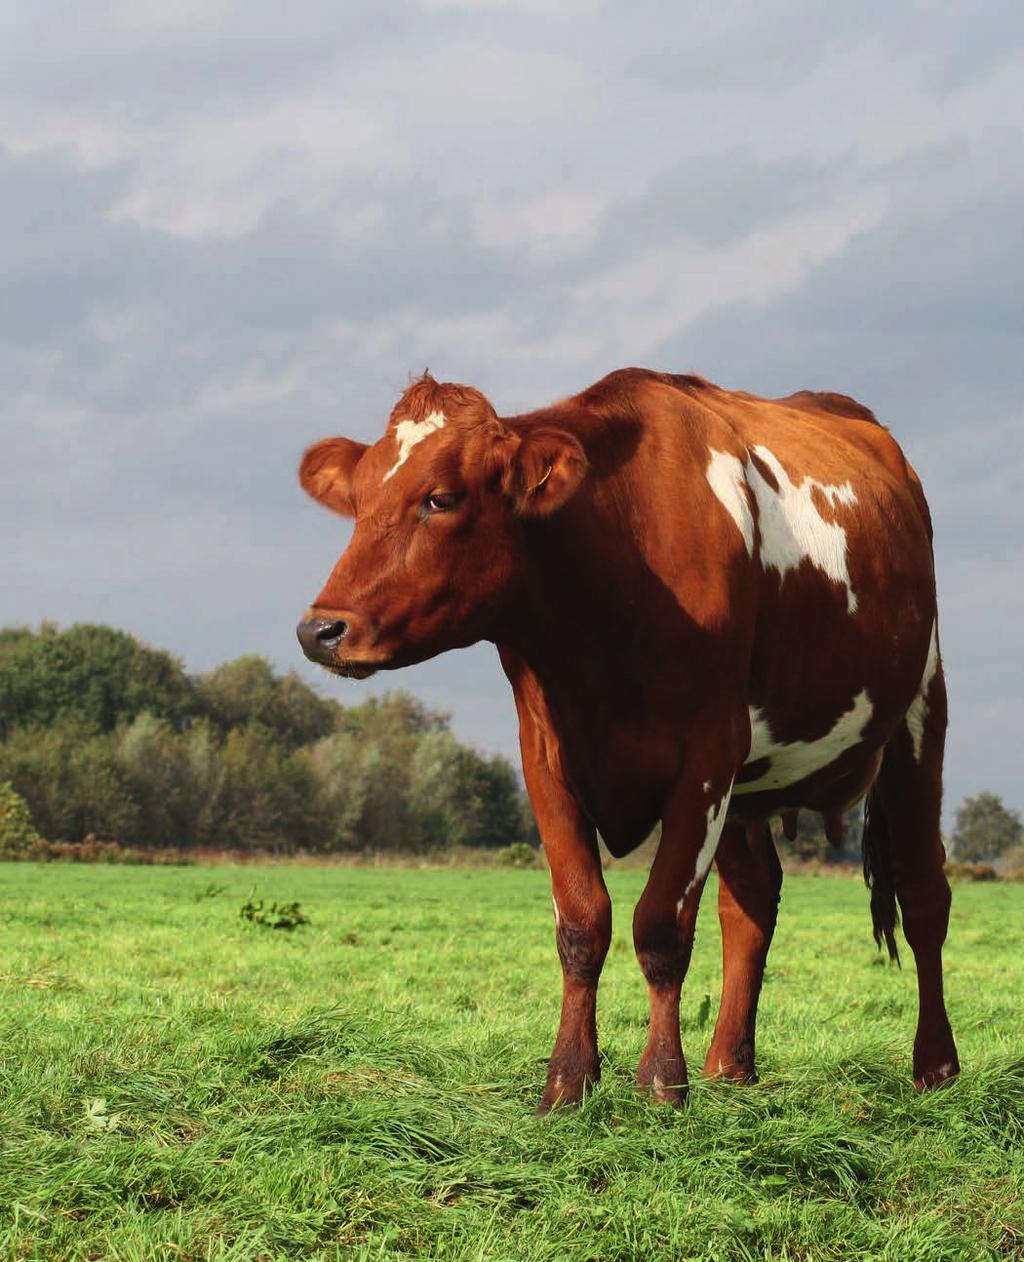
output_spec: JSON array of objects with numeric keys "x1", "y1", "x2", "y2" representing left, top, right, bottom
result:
[
  {"x1": 316, "y1": 619, "x2": 348, "y2": 645},
  {"x1": 296, "y1": 616, "x2": 349, "y2": 658}
]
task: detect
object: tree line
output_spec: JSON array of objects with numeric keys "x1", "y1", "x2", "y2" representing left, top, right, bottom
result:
[{"x1": 0, "y1": 623, "x2": 534, "y2": 854}]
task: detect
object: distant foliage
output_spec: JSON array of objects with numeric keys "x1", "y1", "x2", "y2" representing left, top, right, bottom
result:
[
  {"x1": 493, "y1": 842, "x2": 540, "y2": 869},
  {"x1": 0, "y1": 623, "x2": 193, "y2": 736},
  {"x1": 0, "y1": 780, "x2": 39, "y2": 858},
  {"x1": 952, "y1": 792, "x2": 1023, "y2": 864},
  {"x1": 0, "y1": 623, "x2": 533, "y2": 855}
]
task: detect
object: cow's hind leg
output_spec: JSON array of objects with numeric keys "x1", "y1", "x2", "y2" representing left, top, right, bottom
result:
[
  {"x1": 869, "y1": 668, "x2": 959, "y2": 1088},
  {"x1": 703, "y1": 821, "x2": 782, "y2": 1082}
]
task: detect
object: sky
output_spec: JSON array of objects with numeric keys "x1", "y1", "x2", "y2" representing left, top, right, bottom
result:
[{"x1": 2, "y1": 0, "x2": 1022, "y2": 822}]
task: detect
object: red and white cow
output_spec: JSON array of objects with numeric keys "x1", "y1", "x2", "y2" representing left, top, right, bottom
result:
[{"x1": 297, "y1": 369, "x2": 957, "y2": 1110}]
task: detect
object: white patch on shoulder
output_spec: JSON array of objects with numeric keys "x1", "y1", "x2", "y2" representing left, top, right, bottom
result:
[
  {"x1": 905, "y1": 621, "x2": 939, "y2": 763},
  {"x1": 382, "y1": 410, "x2": 446, "y2": 482},
  {"x1": 746, "y1": 445, "x2": 859, "y2": 613},
  {"x1": 734, "y1": 690, "x2": 873, "y2": 795},
  {"x1": 706, "y1": 450, "x2": 754, "y2": 556},
  {"x1": 677, "y1": 780, "x2": 734, "y2": 913}
]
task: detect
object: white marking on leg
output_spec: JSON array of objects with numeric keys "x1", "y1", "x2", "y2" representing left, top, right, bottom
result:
[
  {"x1": 905, "y1": 621, "x2": 939, "y2": 763},
  {"x1": 552, "y1": 896, "x2": 561, "y2": 928},
  {"x1": 382, "y1": 410, "x2": 446, "y2": 482},
  {"x1": 677, "y1": 780, "x2": 734, "y2": 913},
  {"x1": 735, "y1": 690, "x2": 874, "y2": 794},
  {"x1": 706, "y1": 450, "x2": 754, "y2": 555},
  {"x1": 745, "y1": 445, "x2": 859, "y2": 613}
]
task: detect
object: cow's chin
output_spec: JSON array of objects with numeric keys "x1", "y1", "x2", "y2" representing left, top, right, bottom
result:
[{"x1": 322, "y1": 661, "x2": 380, "y2": 681}]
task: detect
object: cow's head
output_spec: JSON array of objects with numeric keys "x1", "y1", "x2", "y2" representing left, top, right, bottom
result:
[{"x1": 296, "y1": 375, "x2": 587, "y2": 677}]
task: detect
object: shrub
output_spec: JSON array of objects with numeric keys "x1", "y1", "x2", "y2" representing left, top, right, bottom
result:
[
  {"x1": 944, "y1": 860, "x2": 999, "y2": 882},
  {"x1": 494, "y1": 842, "x2": 541, "y2": 869},
  {"x1": 0, "y1": 780, "x2": 39, "y2": 858}
]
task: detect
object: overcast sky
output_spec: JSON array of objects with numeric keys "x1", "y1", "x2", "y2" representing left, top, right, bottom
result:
[{"x1": 2, "y1": 1, "x2": 1022, "y2": 822}]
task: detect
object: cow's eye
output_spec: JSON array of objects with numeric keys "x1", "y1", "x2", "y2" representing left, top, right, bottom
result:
[{"x1": 423, "y1": 491, "x2": 462, "y2": 515}]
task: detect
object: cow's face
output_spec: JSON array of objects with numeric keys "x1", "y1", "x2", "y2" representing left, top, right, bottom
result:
[{"x1": 296, "y1": 377, "x2": 587, "y2": 677}]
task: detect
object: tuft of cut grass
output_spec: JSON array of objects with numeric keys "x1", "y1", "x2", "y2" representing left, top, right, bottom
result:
[{"x1": 0, "y1": 863, "x2": 1021, "y2": 1259}]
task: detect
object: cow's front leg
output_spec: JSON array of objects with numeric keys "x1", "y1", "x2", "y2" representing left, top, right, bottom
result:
[
  {"x1": 633, "y1": 770, "x2": 735, "y2": 1105},
  {"x1": 524, "y1": 749, "x2": 611, "y2": 1112}
]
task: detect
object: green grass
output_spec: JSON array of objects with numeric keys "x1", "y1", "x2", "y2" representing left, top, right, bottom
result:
[{"x1": 1, "y1": 863, "x2": 1022, "y2": 1261}]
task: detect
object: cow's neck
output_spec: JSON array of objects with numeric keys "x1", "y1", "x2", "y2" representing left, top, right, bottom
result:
[{"x1": 495, "y1": 504, "x2": 707, "y2": 848}]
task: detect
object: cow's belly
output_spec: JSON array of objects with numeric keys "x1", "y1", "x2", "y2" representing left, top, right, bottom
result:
[{"x1": 732, "y1": 689, "x2": 875, "y2": 801}]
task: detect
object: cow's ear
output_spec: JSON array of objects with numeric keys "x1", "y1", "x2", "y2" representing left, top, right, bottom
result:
[
  {"x1": 502, "y1": 428, "x2": 588, "y2": 517},
  {"x1": 299, "y1": 437, "x2": 368, "y2": 517}
]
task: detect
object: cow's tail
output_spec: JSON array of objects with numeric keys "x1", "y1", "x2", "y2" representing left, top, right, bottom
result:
[{"x1": 862, "y1": 769, "x2": 901, "y2": 966}]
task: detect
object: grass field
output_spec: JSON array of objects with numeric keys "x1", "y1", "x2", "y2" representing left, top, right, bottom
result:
[{"x1": 1, "y1": 862, "x2": 1022, "y2": 1261}]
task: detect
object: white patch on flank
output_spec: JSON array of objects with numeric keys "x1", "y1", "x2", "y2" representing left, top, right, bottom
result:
[
  {"x1": 904, "y1": 621, "x2": 939, "y2": 763},
  {"x1": 706, "y1": 450, "x2": 754, "y2": 556},
  {"x1": 677, "y1": 780, "x2": 734, "y2": 914},
  {"x1": 552, "y1": 897, "x2": 561, "y2": 928},
  {"x1": 734, "y1": 690, "x2": 874, "y2": 795},
  {"x1": 702, "y1": 780, "x2": 711, "y2": 793},
  {"x1": 382, "y1": 410, "x2": 446, "y2": 482},
  {"x1": 745, "y1": 445, "x2": 859, "y2": 613}
]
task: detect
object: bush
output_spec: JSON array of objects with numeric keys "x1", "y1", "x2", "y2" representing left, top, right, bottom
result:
[
  {"x1": 944, "y1": 861, "x2": 999, "y2": 882},
  {"x1": 0, "y1": 780, "x2": 39, "y2": 858},
  {"x1": 494, "y1": 842, "x2": 541, "y2": 869}
]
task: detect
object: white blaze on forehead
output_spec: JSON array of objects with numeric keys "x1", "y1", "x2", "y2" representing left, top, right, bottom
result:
[
  {"x1": 746, "y1": 445, "x2": 859, "y2": 613},
  {"x1": 678, "y1": 779, "x2": 734, "y2": 913},
  {"x1": 734, "y1": 690, "x2": 874, "y2": 795},
  {"x1": 706, "y1": 450, "x2": 754, "y2": 555},
  {"x1": 382, "y1": 410, "x2": 447, "y2": 482},
  {"x1": 905, "y1": 621, "x2": 940, "y2": 763}
]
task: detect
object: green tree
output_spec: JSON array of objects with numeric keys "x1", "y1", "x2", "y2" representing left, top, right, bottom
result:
[
  {"x1": 410, "y1": 731, "x2": 528, "y2": 851},
  {"x1": 0, "y1": 724, "x2": 139, "y2": 842},
  {"x1": 196, "y1": 725, "x2": 317, "y2": 852},
  {"x1": 0, "y1": 780, "x2": 39, "y2": 858},
  {"x1": 195, "y1": 655, "x2": 338, "y2": 746},
  {"x1": 0, "y1": 623, "x2": 194, "y2": 737},
  {"x1": 952, "y1": 792, "x2": 1023, "y2": 863}
]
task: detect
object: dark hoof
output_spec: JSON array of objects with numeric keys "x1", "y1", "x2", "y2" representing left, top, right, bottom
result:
[
  {"x1": 703, "y1": 1054, "x2": 758, "y2": 1084},
  {"x1": 537, "y1": 1063, "x2": 598, "y2": 1113},
  {"x1": 914, "y1": 1058, "x2": 960, "y2": 1090},
  {"x1": 637, "y1": 1056, "x2": 688, "y2": 1106}
]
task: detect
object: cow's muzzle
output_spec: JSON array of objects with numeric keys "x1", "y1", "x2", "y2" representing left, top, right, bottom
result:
[
  {"x1": 296, "y1": 610, "x2": 382, "y2": 678},
  {"x1": 296, "y1": 614, "x2": 348, "y2": 662}
]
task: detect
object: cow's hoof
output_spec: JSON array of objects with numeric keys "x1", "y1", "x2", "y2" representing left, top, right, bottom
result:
[
  {"x1": 537, "y1": 1062, "x2": 598, "y2": 1113},
  {"x1": 703, "y1": 1052, "x2": 758, "y2": 1084},
  {"x1": 914, "y1": 1058, "x2": 960, "y2": 1090},
  {"x1": 637, "y1": 1056, "x2": 688, "y2": 1106}
]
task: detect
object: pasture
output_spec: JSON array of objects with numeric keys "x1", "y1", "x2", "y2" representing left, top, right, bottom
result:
[{"x1": 1, "y1": 863, "x2": 1021, "y2": 1261}]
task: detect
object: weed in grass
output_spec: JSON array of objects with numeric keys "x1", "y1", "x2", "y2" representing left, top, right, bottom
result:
[{"x1": 240, "y1": 895, "x2": 310, "y2": 930}]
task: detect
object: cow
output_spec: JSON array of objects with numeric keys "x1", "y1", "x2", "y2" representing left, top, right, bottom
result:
[{"x1": 296, "y1": 368, "x2": 958, "y2": 1111}]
